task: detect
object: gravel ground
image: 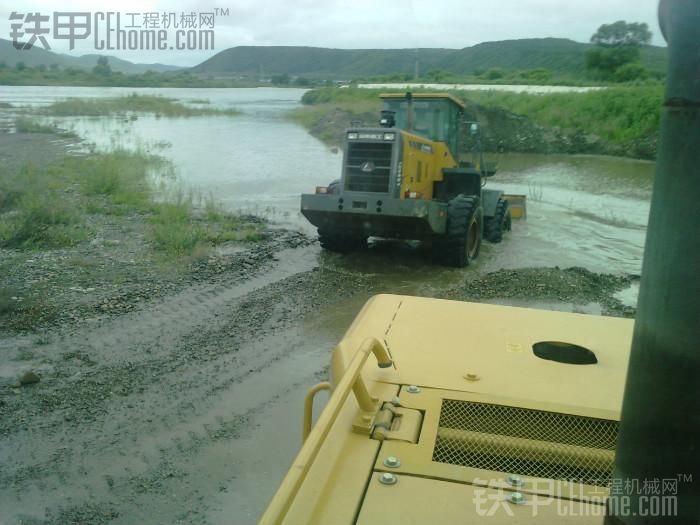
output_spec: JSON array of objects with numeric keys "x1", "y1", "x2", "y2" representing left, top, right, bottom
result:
[
  {"x1": 0, "y1": 243, "x2": 373, "y2": 524},
  {"x1": 444, "y1": 266, "x2": 637, "y2": 317}
]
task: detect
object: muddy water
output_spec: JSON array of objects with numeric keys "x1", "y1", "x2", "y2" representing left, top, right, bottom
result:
[
  {"x1": 0, "y1": 86, "x2": 654, "y2": 523},
  {"x1": 0, "y1": 85, "x2": 654, "y2": 280}
]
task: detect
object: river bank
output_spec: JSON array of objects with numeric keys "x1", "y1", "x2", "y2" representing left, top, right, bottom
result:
[{"x1": 291, "y1": 86, "x2": 662, "y2": 160}]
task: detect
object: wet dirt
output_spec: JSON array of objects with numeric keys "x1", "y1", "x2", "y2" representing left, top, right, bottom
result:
[
  {"x1": 0, "y1": 239, "x2": 638, "y2": 525},
  {"x1": 0, "y1": 242, "x2": 375, "y2": 525}
]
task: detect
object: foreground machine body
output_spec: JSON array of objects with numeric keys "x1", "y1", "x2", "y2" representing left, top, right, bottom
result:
[
  {"x1": 261, "y1": 295, "x2": 634, "y2": 524},
  {"x1": 301, "y1": 93, "x2": 519, "y2": 267}
]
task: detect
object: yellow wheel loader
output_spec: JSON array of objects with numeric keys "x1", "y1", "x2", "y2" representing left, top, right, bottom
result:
[{"x1": 301, "y1": 92, "x2": 517, "y2": 267}]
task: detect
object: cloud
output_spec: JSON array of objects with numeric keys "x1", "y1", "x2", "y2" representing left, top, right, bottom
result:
[{"x1": 0, "y1": 0, "x2": 663, "y2": 66}]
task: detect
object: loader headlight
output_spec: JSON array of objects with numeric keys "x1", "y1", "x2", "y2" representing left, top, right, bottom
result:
[
  {"x1": 347, "y1": 132, "x2": 358, "y2": 140},
  {"x1": 383, "y1": 133, "x2": 396, "y2": 141}
]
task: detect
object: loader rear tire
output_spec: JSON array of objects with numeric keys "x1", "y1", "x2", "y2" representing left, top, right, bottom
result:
[
  {"x1": 484, "y1": 198, "x2": 511, "y2": 243},
  {"x1": 318, "y1": 229, "x2": 366, "y2": 253},
  {"x1": 441, "y1": 195, "x2": 482, "y2": 267}
]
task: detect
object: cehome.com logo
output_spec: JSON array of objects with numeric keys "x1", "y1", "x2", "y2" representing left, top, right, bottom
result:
[
  {"x1": 8, "y1": 9, "x2": 229, "y2": 51},
  {"x1": 471, "y1": 475, "x2": 688, "y2": 518}
]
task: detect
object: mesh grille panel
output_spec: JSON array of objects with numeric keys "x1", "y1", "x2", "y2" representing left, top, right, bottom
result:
[
  {"x1": 345, "y1": 142, "x2": 393, "y2": 193},
  {"x1": 432, "y1": 399, "x2": 618, "y2": 486}
]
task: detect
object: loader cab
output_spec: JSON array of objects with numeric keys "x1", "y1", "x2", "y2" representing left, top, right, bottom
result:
[{"x1": 380, "y1": 93, "x2": 464, "y2": 159}]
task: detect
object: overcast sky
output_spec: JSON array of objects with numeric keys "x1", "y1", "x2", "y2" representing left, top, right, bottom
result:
[{"x1": 1, "y1": 0, "x2": 663, "y2": 66}]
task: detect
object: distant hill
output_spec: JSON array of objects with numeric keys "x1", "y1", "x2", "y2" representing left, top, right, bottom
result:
[
  {"x1": 191, "y1": 46, "x2": 452, "y2": 77},
  {"x1": 0, "y1": 39, "x2": 180, "y2": 73},
  {"x1": 439, "y1": 38, "x2": 589, "y2": 75},
  {"x1": 191, "y1": 38, "x2": 667, "y2": 78}
]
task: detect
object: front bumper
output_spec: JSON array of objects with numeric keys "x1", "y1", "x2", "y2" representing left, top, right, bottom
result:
[{"x1": 301, "y1": 193, "x2": 448, "y2": 239}]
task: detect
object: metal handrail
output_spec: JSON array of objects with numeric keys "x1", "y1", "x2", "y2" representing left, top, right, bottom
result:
[
  {"x1": 258, "y1": 337, "x2": 392, "y2": 525},
  {"x1": 302, "y1": 382, "x2": 331, "y2": 442}
]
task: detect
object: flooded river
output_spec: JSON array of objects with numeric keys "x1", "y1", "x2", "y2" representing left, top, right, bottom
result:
[
  {"x1": 0, "y1": 85, "x2": 654, "y2": 280},
  {"x1": 0, "y1": 86, "x2": 654, "y2": 523}
]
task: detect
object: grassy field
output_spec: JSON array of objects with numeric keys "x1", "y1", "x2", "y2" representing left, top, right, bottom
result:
[
  {"x1": 35, "y1": 94, "x2": 239, "y2": 118},
  {"x1": 290, "y1": 89, "x2": 381, "y2": 122},
  {"x1": 0, "y1": 65, "x2": 260, "y2": 88},
  {"x1": 459, "y1": 86, "x2": 663, "y2": 146},
  {"x1": 287, "y1": 88, "x2": 382, "y2": 143},
  {"x1": 294, "y1": 86, "x2": 663, "y2": 154},
  {"x1": 0, "y1": 150, "x2": 264, "y2": 255},
  {"x1": 14, "y1": 116, "x2": 78, "y2": 137}
]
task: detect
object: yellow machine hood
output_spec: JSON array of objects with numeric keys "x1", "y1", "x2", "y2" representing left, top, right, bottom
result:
[{"x1": 261, "y1": 295, "x2": 634, "y2": 525}]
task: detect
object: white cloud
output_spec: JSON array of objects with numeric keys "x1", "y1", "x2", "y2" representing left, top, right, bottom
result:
[{"x1": 0, "y1": 0, "x2": 663, "y2": 66}]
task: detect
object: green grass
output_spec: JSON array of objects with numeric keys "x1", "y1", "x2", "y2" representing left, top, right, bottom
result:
[
  {"x1": 78, "y1": 151, "x2": 156, "y2": 211},
  {"x1": 150, "y1": 193, "x2": 266, "y2": 256},
  {"x1": 200, "y1": 195, "x2": 266, "y2": 242},
  {"x1": 0, "y1": 65, "x2": 262, "y2": 88},
  {"x1": 291, "y1": 88, "x2": 380, "y2": 124},
  {"x1": 14, "y1": 116, "x2": 77, "y2": 137},
  {"x1": 2, "y1": 192, "x2": 87, "y2": 248},
  {"x1": 301, "y1": 88, "x2": 380, "y2": 106},
  {"x1": 37, "y1": 93, "x2": 240, "y2": 117},
  {"x1": 288, "y1": 88, "x2": 382, "y2": 144},
  {"x1": 295, "y1": 86, "x2": 663, "y2": 152},
  {"x1": 0, "y1": 150, "x2": 265, "y2": 255},
  {"x1": 0, "y1": 162, "x2": 88, "y2": 248},
  {"x1": 458, "y1": 85, "x2": 663, "y2": 145},
  {"x1": 150, "y1": 201, "x2": 204, "y2": 256}
]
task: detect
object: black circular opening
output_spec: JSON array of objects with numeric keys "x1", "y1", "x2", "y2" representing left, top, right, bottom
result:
[
  {"x1": 533, "y1": 341, "x2": 597, "y2": 365},
  {"x1": 338, "y1": 205, "x2": 343, "y2": 211},
  {"x1": 377, "y1": 200, "x2": 383, "y2": 206},
  {"x1": 376, "y1": 207, "x2": 382, "y2": 213}
]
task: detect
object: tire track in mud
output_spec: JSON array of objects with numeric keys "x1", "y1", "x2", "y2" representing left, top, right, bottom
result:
[{"x1": 0, "y1": 244, "x2": 373, "y2": 525}]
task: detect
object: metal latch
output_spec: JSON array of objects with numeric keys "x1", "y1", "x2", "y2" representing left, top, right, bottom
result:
[{"x1": 353, "y1": 401, "x2": 423, "y2": 444}]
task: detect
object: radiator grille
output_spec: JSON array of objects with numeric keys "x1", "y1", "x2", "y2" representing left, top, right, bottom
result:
[
  {"x1": 432, "y1": 400, "x2": 618, "y2": 486},
  {"x1": 345, "y1": 142, "x2": 393, "y2": 193}
]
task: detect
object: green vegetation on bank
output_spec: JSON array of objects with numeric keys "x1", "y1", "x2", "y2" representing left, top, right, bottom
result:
[
  {"x1": 35, "y1": 94, "x2": 238, "y2": 117},
  {"x1": 354, "y1": 67, "x2": 615, "y2": 87},
  {"x1": 0, "y1": 150, "x2": 265, "y2": 254},
  {"x1": 289, "y1": 89, "x2": 381, "y2": 141},
  {"x1": 294, "y1": 86, "x2": 663, "y2": 155},
  {"x1": 14, "y1": 116, "x2": 78, "y2": 137},
  {"x1": 0, "y1": 61, "x2": 257, "y2": 88},
  {"x1": 460, "y1": 86, "x2": 663, "y2": 146}
]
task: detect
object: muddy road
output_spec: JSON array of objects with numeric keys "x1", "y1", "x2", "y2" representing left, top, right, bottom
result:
[
  {"x1": 0, "y1": 237, "x2": 637, "y2": 525},
  {"x1": 1, "y1": 238, "x2": 374, "y2": 525}
]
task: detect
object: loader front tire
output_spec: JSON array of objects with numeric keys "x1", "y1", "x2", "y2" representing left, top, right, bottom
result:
[
  {"x1": 484, "y1": 198, "x2": 511, "y2": 243},
  {"x1": 442, "y1": 195, "x2": 482, "y2": 267},
  {"x1": 318, "y1": 229, "x2": 366, "y2": 253}
]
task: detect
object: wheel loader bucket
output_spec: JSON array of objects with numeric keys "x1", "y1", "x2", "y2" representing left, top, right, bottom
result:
[{"x1": 504, "y1": 194, "x2": 527, "y2": 219}]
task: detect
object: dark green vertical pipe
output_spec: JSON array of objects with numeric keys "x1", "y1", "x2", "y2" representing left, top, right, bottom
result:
[{"x1": 607, "y1": 1, "x2": 700, "y2": 523}]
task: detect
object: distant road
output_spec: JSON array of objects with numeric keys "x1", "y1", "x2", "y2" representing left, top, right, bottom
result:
[{"x1": 357, "y1": 83, "x2": 605, "y2": 94}]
